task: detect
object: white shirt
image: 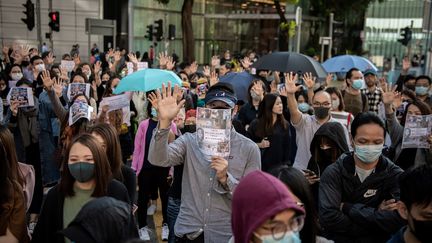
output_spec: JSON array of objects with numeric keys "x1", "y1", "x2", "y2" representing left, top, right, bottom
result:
[{"x1": 292, "y1": 113, "x2": 351, "y2": 170}]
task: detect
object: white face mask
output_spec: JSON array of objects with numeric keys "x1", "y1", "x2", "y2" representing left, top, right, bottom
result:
[
  {"x1": 331, "y1": 99, "x2": 340, "y2": 110},
  {"x1": 11, "y1": 73, "x2": 23, "y2": 81},
  {"x1": 36, "y1": 63, "x2": 45, "y2": 72}
]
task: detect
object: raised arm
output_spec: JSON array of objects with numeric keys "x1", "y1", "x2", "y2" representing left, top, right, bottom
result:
[
  {"x1": 283, "y1": 72, "x2": 302, "y2": 124},
  {"x1": 382, "y1": 84, "x2": 403, "y2": 145},
  {"x1": 42, "y1": 70, "x2": 68, "y2": 120}
]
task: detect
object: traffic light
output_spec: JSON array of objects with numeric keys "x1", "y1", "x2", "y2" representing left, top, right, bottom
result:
[
  {"x1": 398, "y1": 27, "x2": 412, "y2": 46},
  {"x1": 154, "y1": 19, "x2": 163, "y2": 41},
  {"x1": 22, "y1": 0, "x2": 35, "y2": 31},
  {"x1": 168, "y1": 24, "x2": 176, "y2": 40},
  {"x1": 49, "y1": 11, "x2": 60, "y2": 32},
  {"x1": 145, "y1": 25, "x2": 153, "y2": 41}
]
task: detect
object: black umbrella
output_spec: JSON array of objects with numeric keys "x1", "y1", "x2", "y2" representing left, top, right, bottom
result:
[{"x1": 252, "y1": 52, "x2": 327, "y2": 81}]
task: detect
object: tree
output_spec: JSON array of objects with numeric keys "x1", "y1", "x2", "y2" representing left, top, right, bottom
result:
[
  {"x1": 274, "y1": 0, "x2": 289, "y2": 51},
  {"x1": 155, "y1": 0, "x2": 195, "y2": 62}
]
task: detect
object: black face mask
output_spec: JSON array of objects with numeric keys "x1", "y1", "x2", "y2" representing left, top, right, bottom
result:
[
  {"x1": 405, "y1": 84, "x2": 416, "y2": 91},
  {"x1": 314, "y1": 107, "x2": 330, "y2": 119},
  {"x1": 190, "y1": 82, "x2": 198, "y2": 89},
  {"x1": 411, "y1": 215, "x2": 432, "y2": 243},
  {"x1": 181, "y1": 125, "x2": 196, "y2": 134}
]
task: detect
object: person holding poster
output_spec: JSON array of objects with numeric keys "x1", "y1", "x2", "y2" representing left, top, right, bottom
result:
[
  {"x1": 148, "y1": 82, "x2": 261, "y2": 243},
  {"x1": 383, "y1": 84, "x2": 432, "y2": 170}
]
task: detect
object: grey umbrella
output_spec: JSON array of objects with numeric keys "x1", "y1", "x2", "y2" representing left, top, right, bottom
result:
[{"x1": 252, "y1": 52, "x2": 327, "y2": 81}]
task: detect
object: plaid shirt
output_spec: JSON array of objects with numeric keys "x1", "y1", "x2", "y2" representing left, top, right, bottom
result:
[{"x1": 362, "y1": 87, "x2": 383, "y2": 113}]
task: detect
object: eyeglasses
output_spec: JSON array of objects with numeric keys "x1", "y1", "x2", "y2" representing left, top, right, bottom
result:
[
  {"x1": 265, "y1": 215, "x2": 305, "y2": 240},
  {"x1": 312, "y1": 102, "x2": 331, "y2": 107}
]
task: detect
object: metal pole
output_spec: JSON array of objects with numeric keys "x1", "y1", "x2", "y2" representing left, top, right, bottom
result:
[
  {"x1": 321, "y1": 42, "x2": 324, "y2": 63},
  {"x1": 48, "y1": 0, "x2": 53, "y2": 51},
  {"x1": 328, "y1": 12, "x2": 334, "y2": 59},
  {"x1": 36, "y1": 0, "x2": 42, "y2": 51},
  {"x1": 296, "y1": 7, "x2": 302, "y2": 53}
]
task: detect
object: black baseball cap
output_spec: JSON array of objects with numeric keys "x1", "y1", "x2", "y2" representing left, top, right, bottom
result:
[{"x1": 204, "y1": 82, "x2": 238, "y2": 108}]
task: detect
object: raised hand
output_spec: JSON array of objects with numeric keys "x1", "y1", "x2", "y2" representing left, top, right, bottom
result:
[
  {"x1": 41, "y1": 70, "x2": 54, "y2": 90},
  {"x1": 113, "y1": 51, "x2": 121, "y2": 62},
  {"x1": 203, "y1": 65, "x2": 211, "y2": 77},
  {"x1": 158, "y1": 53, "x2": 168, "y2": 67},
  {"x1": 283, "y1": 72, "x2": 300, "y2": 94},
  {"x1": 73, "y1": 54, "x2": 81, "y2": 66},
  {"x1": 240, "y1": 56, "x2": 252, "y2": 69},
  {"x1": 190, "y1": 61, "x2": 198, "y2": 74},
  {"x1": 148, "y1": 82, "x2": 186, "y2": 125},
  {"x1": 93, "y1": 61, "x2": 102, "y2": 75},
  {"x1": 166, "y1": 56, "x2": 176, "y2": 70},
  {"x1": 303, "y1": 72, "x2": 316, "y2": 90},
  {"x1": 402, "y1": 57, "x2": 410, "y2": 72},
  {"x1": 19, "y1": 45, "x2": 30, "y2": 58},
  {"x1": 209, "y1": 71, "x2": 219, "y2": 87},
  {"x1": 53, "y1": 77, "x2": 64, "y2": 97},
  {"x1": 382, "y1": 83, "x2": 398, "y2": 106},
  {"x1": 46, "y1": 52, "x2": 55, "y2": 64},
  {"x1": 211, "y1": 156, "x2": 229, "y2": 185},
  {"x1": 128, "y1": 52, "x2": 138, "y2": 65}
]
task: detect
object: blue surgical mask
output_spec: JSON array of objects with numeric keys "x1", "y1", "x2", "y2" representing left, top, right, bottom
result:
[
  {"x1": 151, "y1": 107, "x2": 158, "y2": 118},
  {"x1": 298, "y1": 102, "x2": 310, "y2": 113},
  {"x1": 415, "y1": 86, "x2": 429, "y2": 96},
  {"x1": 352, "y1": 79, "x2": 364, "y2": 90},
  {"x1": 354, "y1": 144, "x2": 383, "y2": 163},
  {"x1": 257, "y1": 231, "x2": 301, "y2": 243}
]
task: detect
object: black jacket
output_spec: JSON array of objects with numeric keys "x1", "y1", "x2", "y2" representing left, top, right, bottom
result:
[
  {"x1": 318, "y1": 153, "x2": 405, "y2": 243},
  {"x1": 32, "y1": 179, "x2": 131, "y2": 243}
]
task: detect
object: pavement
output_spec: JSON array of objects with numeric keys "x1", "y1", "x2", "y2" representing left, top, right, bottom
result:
[{"x1": 138, "y1": 199, "x2": 164, "y2": 243}]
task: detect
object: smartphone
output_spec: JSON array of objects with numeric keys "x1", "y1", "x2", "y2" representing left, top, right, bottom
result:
[{"x1": 302, "y1": 169, "x2": 316, "y2": 176}]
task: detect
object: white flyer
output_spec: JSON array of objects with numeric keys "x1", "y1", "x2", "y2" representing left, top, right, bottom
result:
[
  {"x1": 6, "y1": 87, "x2": 35, "y2": 107},
  {"x1": 67, "y1": 83, "x2": 90, "y2": 100},
  {"x1": 99, "y1": 94, "x2": 130, "y2": 112},
  {"x1": 69, "y1": 102, "x2": 93, "y2": 126},
  {"x1": 196, "y1": 107, "x2": 232, "y2": 158},
  {"x1": 61, "y1": 60, "x2": 76, "y2": 72},
  {"x1": 402, "y1": 114, "x2": 432, "y2": 149}
]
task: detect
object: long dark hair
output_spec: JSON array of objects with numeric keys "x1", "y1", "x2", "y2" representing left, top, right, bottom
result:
[
  {"x1": 401, "y1": 99, "x2": 432, "y2": 126},
  {"x1": 255, "y1": 93, "x2": 287, "y2": 138},
  {"x1": 247, "y1": 79, "x2": 266, "y2": 105},
  {"x1": 59, "y1": 134, "x2": 112, "y2": 197},
  {"x1": 270, "y1": 165, "x2": 319, "y2": 243},
  {"x1": 88, "y1": 123, "x2": 124, "y2": 182},
  {"x1": 0, "y1": 126, "x2": 24, "y2": 213},
  {"x1": 103, "y1": 75, "x2": 120, "y2": 98}
]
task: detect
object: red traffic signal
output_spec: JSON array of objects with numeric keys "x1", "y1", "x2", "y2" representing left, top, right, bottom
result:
[{"x1": 49, "y1": 11, "x2": 60, "y2": 32}]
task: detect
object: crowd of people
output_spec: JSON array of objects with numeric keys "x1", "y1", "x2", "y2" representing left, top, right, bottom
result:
[{"x1": 0, "y1": 42, "x2": 432, "y2": 243}]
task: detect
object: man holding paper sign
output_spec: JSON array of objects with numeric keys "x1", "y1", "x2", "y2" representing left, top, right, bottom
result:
[{"x1": 148, "y1": 82, "x2": 260, "y2": 243}]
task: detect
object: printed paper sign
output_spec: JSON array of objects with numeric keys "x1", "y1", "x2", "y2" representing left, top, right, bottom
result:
[
  {"x1": 126, "y1": 62, "x2": 148, "y2": 75},
  {"x1": 7, "y1": 87, "x2": 34, "y2": 107},
  {"x1": 99, "y1": 94, "x2": 130, "y2": 112},
  {"x1": 61, "y1": 60, "x2": 76, "y2": 72},
  {"x1": 402, "y1": 114, "x2": 432, "y2": 149},
  {"x1": 67, "y1": 83, "x2": 90, "y2": 100},
  {"x1": 196, "y1": 107, "x2": 232, "y2": 158},
  {"x1": 69, "y1": 102, "x2": 93, "y2": 126}
]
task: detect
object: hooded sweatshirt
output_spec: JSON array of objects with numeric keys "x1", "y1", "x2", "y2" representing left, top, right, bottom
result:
[
  {"x1": 231, "y1": 171, "x2": 305, "y2": 243},
  {"x1": 307, "y1": 122, "x2": 350, "y2": 177}
]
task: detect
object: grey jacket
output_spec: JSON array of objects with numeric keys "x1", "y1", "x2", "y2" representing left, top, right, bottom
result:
[{"x1": 148, "y1": 126, "x2": 261, "y2": 243}]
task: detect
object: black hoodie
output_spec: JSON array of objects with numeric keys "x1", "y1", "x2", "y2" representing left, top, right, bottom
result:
[
  {"x1": 318, "y1": 153, "x2": 405, "y2": 243},
  {"x1": 307, "y1": 122, "x2": 350, "y2": 177}
]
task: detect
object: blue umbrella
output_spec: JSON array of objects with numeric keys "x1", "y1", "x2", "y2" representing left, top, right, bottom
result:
[
  {"x1": 322, "y1": 55, "x2": 378, "y2": 73},
  {"x1": 219, "y1": 71, "x2": 255, "y2": 102},
  {"x1": 113, "y1": 69, "x2": 182, "y2": 94}
]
